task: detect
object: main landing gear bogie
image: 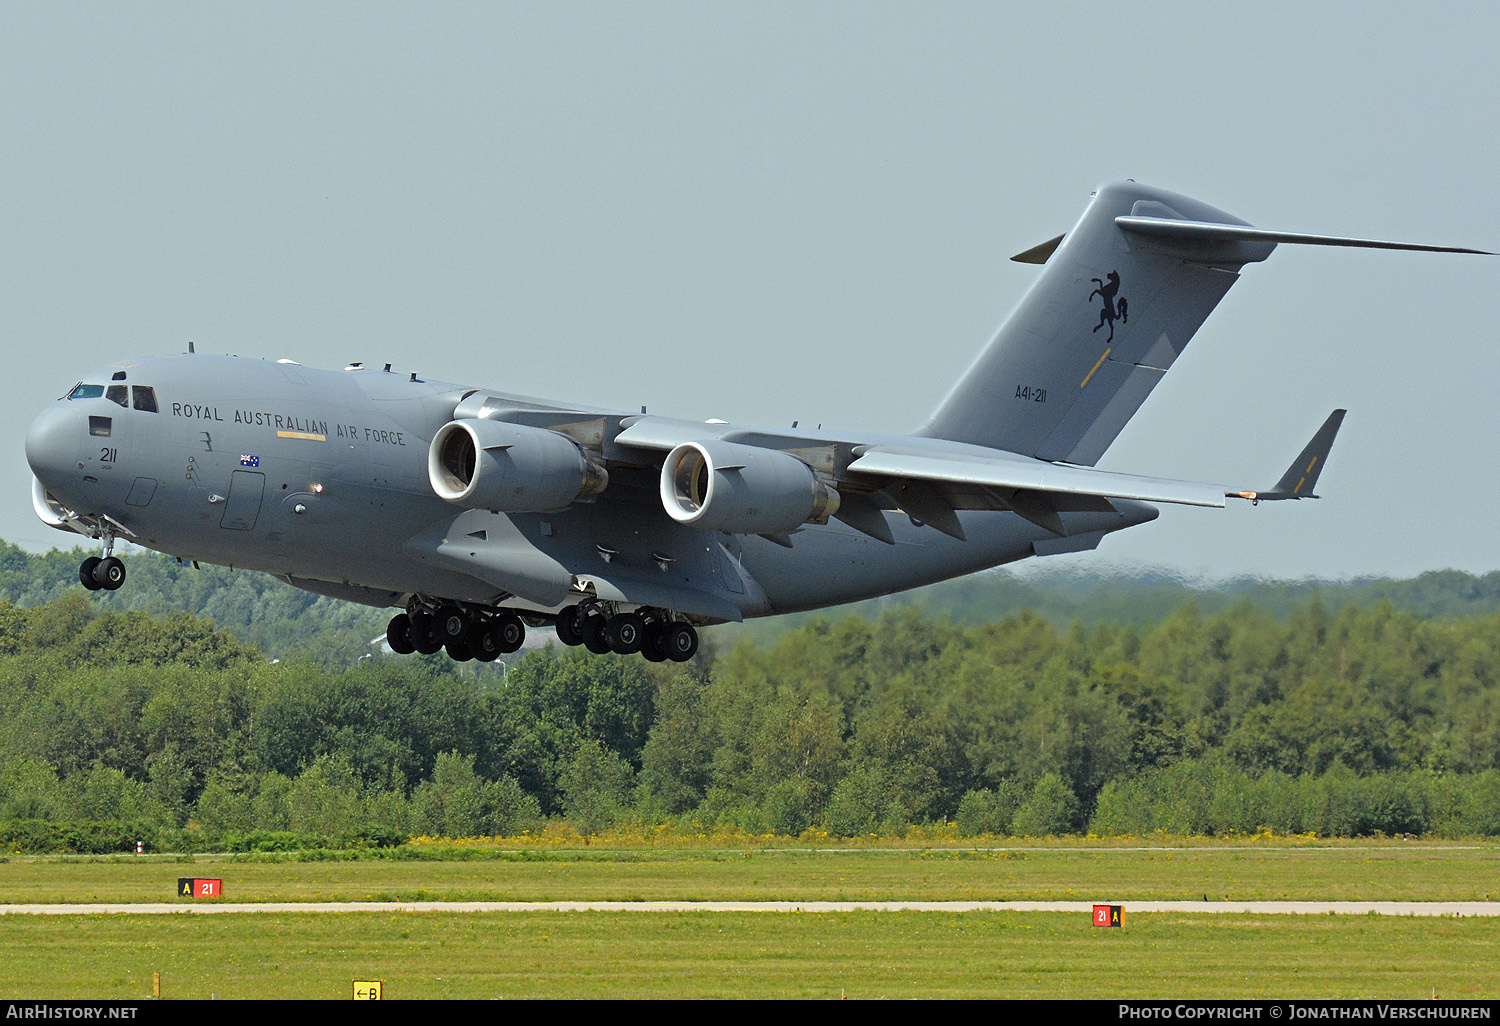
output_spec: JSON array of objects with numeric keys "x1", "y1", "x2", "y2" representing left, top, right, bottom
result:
[
  {"x1": 386, "y1": 604, "x2": 527, "y2": 663},
  {"x1": 555, "y1": 604, "x2": 698, "y2": 663}
]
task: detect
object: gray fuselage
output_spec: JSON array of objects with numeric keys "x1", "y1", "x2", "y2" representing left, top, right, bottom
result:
[{"x1": 25, "y1": 354, "x2": 1157, "y2": 622}]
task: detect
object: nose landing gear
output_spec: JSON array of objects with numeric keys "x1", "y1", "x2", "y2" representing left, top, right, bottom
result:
[{"x1": 78, "y1": 554, "x2": 125, "y2": 592}]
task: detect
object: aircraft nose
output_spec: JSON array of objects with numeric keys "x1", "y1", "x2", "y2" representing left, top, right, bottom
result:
[{"x1": 25, "y1": 405, "x2": 80, "y2": 485}]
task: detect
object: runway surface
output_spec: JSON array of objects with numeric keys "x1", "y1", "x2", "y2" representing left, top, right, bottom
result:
[{"x1": 2, "y1": 900, "x2": 1497, "y2": 916}]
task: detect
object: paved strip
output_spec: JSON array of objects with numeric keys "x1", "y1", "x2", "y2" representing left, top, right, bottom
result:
[{"x1": 1, "y1": 901, "x2": 1497, "y2": 916}]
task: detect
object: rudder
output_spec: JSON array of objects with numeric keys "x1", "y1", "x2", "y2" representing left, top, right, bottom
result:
[{"x1": 916, "y1": 182, "x2": 1269, "y2": 465}]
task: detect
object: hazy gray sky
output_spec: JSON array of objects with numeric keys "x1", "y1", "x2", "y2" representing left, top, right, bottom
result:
[{"x1": 3, "y1": 3, "x2": 1497, "y2": 580}]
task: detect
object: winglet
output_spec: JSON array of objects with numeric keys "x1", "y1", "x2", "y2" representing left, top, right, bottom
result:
[{"x1": 1230, "y1": 409, "x2": 1346, "y2": 502}]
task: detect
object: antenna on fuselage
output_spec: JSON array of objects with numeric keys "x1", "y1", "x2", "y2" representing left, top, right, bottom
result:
[{"x1": 188, "y1": 341, "x2": 195, "y2": 354}]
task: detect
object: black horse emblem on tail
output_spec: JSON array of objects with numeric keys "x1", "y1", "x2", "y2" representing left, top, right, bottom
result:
[{"x1": 1089, "y1": 271, "x2": 1128, "y2": 343}]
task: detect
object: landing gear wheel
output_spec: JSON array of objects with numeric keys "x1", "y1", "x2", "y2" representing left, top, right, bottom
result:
[
  {"x1": 606, "y1": 612, "x2": 645, "y2": 655},
  {"x1": 433, "y1": 604, "x2": 468, "y2": 643},
  {"x1": 468, "y1": 621, "x2": 502, "y2": 662},
  {"x1": 663, "y1": 622, "x2": 699, "y2": 662},
  {"x1": 409, "y1": 611, "x2": 443, "y2": 655},
  {"x1": 581, "y1": 613, "x2": 611, "y2": 655},
  {"x1": 554, "y1": 606, "x2": 584, "y2": 647},
  {"x1": 94, "y1": 556, "x2": 126, "y2": 591},
  {"x1": 445, "y1": 637, "x2": 474, "y2": 662},
  {"x1": 493, "y1": 613, "x2": 525, "y2": 654},
  {"x1": 386, "y1": 613, "x2": 416, "y2": 655},
  {"x1": 640, "y1": 621, "x2": 668, "y2": 663},
  {"x1": 468, "y1": 613, "x2": 523, "y2": 662},
  {"x1": 79, "y1": 557, "x2": 102, "y2": 591}
]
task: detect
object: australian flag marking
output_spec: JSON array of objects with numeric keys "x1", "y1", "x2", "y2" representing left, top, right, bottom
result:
[{"x1": 239, "y1": 455, "x2": 261, "y2": 468}]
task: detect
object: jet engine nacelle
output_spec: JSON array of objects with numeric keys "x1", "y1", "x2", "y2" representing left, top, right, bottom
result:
[
  {"x1": 429, "y1": 419, "x2": 607, "y2": 512},
  {"x1": 660, "y1": 440, "x2": 839, "y2": 535}
]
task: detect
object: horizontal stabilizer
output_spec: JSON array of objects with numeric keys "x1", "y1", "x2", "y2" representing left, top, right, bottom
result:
[
  {"x1": 1230, "y1": 409, "x2": 1346, "y2": 502},
  {"x1": 1116, "y1": 216, "x2": 1493, "y2": 256},
  {"x1": 1010, "y1": 233, "x2": 1066, "y2": 265}
]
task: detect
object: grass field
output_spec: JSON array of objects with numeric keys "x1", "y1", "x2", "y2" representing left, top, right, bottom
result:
[
  {"x1": 0, "y1": 843, "x2": 1497, "y2": 904},
  {"x1": 2, "y1": 842, "x2": 1498, "y2": 999},
  {"x1": 1, "y1": 910, "x2": 1496, "y2": 1000}
]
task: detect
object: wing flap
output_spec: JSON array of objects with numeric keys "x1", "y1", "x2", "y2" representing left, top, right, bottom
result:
[{"x1": 845, "y1": 447, "x2": 1227, "y2": 508}]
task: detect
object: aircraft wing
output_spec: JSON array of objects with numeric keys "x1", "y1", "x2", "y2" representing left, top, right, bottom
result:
[
  {"x1": 610, "y1": 409, "x2": 1343, "y2": 542},
  {"x1": 844, "y1": 409, "x2": 1343, "y2": 537},
  {"x1": 839, "y1": 443, "x2": 1227, "y2": 539},
  {"x1": 844, "y1": 447, "x2": 1228, "y2": 508}
]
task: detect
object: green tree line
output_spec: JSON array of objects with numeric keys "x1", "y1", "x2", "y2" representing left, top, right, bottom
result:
[
  {"x1": 6, "y1": 581, "x2": 1500, "y2": 850},
  {"x1": 12, "y1": 540, "x2": 1500, "y2": 664}
]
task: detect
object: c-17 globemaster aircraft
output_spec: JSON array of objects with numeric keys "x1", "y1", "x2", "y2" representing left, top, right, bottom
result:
[{"x1": 24, "y1": 182, "x2": 1488, "y2": 663}]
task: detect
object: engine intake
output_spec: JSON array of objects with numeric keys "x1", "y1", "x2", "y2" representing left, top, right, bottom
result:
[
  {"x1": 429, "y1": 419, "x2": 607, "y2": 512},
  {"x1": 660, "y1": 440, "x2": 839, "y2": 535}
]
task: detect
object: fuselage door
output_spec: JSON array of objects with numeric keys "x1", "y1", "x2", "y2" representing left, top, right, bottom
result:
[{"x1": 220, "y1": 470, "x2": 265, "y2": 531}]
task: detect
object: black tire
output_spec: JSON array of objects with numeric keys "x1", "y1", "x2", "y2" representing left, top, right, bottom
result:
[
  {"x1": 445, "y1": 637, "x2": 473, "y2": 662},
  {"x1": 410, "y1": 611, "x2": 444, "y2": 655},
  {"x1": 606, "y1": 612, "x2": 645, "y2": 655},
  {"x1": 554, "y1": 606, "x2": 584, "y2": 646},
  {"x1": 386, "y1": 613, "x2": 416, "y2": 655},
  {"x1": 581, "y1": 613, "x2": 611, "y2": 655},
  {"x1": 640, "y1": 622, "x2": 668, "y2": 663},
  {"x1": 79, "y1": 557, "x2": 102, "y2": 591},
  {"x1": 467, "y1": 621, "x2": 502, "y2": 662},
  {"x1": 433, "y1": 604, "x2": 468, "y2": 642},
  {"x1": 494, "y1": 613, "x2": 525, "y2": 654},
  {"x1": 664, "y1": 622, "x2": 698, "y2": 662},
  {"x1": 95, "y1": 556, "x2": 126, "y2": 591}
]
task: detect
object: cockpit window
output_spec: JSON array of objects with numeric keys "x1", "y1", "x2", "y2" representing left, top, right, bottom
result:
[
  {"x1": 132, "y1": 386, "x2": 158, "y2": 413},
  {"x1": 106, "y1": 385, "x2": 128, "y2": 407},
  {"x1": 89, "y1": 416, "x2": 112, "y2": 437},
  {"x1": 68, "y1": 384, "x2": 105, "y2": 400}
]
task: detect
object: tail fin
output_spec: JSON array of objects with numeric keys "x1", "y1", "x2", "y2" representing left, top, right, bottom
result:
[{"x1": 917, "y1": 182, "x2": 1485, "y2": 465}]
